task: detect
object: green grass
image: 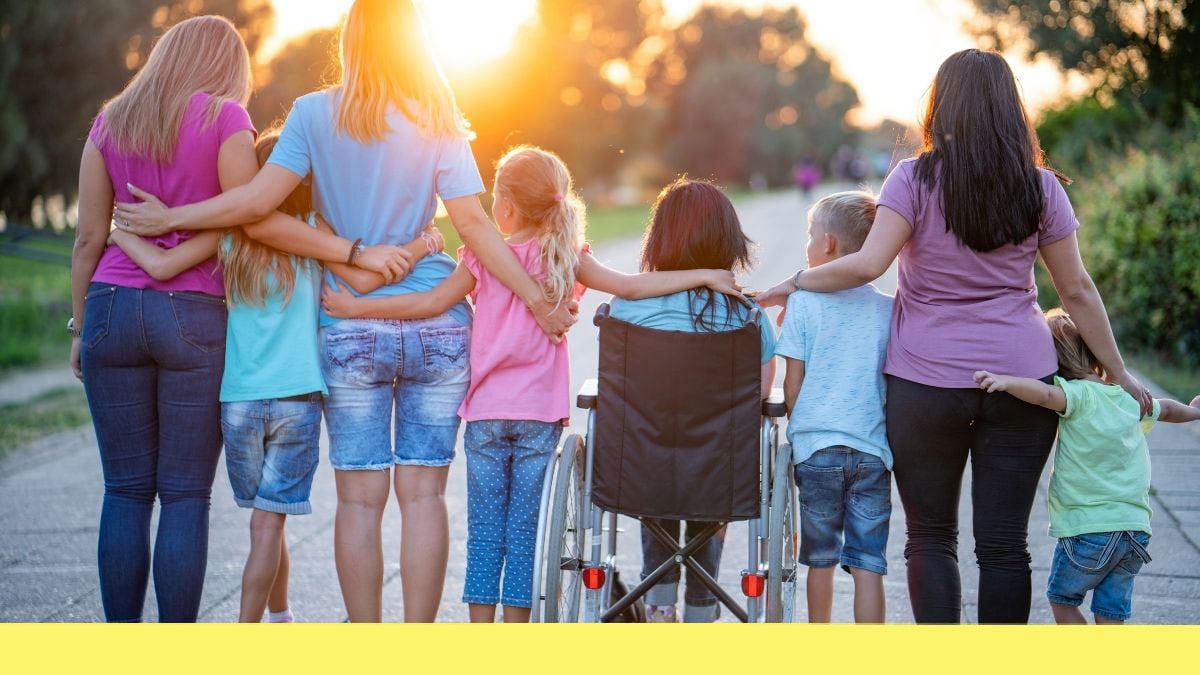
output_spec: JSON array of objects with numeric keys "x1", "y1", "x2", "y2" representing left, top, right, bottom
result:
[
  {"x1": 0, "y1": 254, "x2": 72, "y2": 373},
  {"x1": 1127, "y1": 352, "x2": 1200, "y2": 402},
  {"x1": 0, "y1": 386, "x2": 91, "y2": 458}
]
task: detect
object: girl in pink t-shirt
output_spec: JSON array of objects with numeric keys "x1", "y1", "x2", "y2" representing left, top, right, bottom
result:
[{"x1": 321, "y1": 145, "x2": 740, "y2": 622}]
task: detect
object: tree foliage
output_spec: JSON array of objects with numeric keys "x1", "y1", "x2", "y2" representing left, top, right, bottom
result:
[
  {"x1": 972, "y1": 0, "x2": 1199, "y2": 116},
  {"x1": 0, "y1": 0, "x2": 273, "y2": 223}
]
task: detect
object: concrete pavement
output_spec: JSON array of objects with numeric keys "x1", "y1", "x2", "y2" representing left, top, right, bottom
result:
[{"x1": 2, "y1": 188, "x2": 1199, "y2": 623}]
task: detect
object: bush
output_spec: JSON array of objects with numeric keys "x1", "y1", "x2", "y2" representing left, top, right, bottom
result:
[{"x1": 1068, "y1": 124, "x2": 1200, "y2": 368}]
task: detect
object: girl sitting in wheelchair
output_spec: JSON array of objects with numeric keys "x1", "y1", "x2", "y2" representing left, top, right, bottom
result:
[
  {"x1": 610, "y1": 178, "x2": 777, "y2": 622},
  {"x1": 322, "y1": 146, "x2": 740, "y2": 622}
]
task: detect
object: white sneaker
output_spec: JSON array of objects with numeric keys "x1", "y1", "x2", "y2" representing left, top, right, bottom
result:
[{"x1": 646, "y1": 605, "x2": 677, "y2": 623}]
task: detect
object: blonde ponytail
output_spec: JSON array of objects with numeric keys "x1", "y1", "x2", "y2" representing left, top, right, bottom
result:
[{"x1": 494, "y1": 146, "x2": 586, "y2": 306}]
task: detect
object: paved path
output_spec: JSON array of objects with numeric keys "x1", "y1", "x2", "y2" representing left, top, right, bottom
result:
[
  {"x1": 3, "y1": 188, "x2": 1199, "y2": 623},
  {"x1": 0, "y1": 366, "x2": 78, "y2": 406}
]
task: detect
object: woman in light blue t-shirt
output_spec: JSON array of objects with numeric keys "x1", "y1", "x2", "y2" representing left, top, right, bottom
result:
[
  {"x1": 611, "y1": 178, "x2": 776, "y2": 622},
  {"x1": 111, "y1": 1, "x2": 577, "y2": 623}
]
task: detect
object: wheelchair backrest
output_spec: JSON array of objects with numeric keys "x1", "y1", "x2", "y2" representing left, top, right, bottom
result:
[{"x1": 591, "y1": 302, "x2": 763, "y2": 522}]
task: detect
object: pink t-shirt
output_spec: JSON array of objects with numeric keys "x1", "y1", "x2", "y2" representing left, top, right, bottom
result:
[
  {"x1": 878, "y1": 158, "x2": 1079, "y2": 388},
  {"x1": 89, "y1": 92, "x2": 256, "y2": 296},
  {"x1": 458, "y1": 240, "x2": 588, "y2": 423}
]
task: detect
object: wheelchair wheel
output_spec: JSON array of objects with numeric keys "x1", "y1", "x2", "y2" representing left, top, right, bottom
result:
[
  {"x1": 544, "y1": 434, "x2": 585, "y2": 622},
  {"x1": 766, "y1": 443, "x2": 798, "y2": 623}
]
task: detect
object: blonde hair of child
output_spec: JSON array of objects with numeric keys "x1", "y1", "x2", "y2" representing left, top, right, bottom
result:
[
  {"x1": 808, "y1": 190, "x2": 877, "y2": 254},
  {"x1": 219, "y1": 128, "x2": 308, "y2": 307},
  {"x1": 95, "y1": 15, "x2": 251, "y2": 163},
  {"x1": 1046, "y1": 308, "x2": 1105, "y2": 380},
  {"x1": 334, "y1": 0, "x2": 472, "y2": 142},
  {"x1": 493, "y1": 146, "x2": 587, "y2": 306}
]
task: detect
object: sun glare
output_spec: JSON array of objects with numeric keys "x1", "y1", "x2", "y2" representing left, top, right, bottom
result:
[{"x1": 263, "y1": 0, "x2": 536, "y2": 71}]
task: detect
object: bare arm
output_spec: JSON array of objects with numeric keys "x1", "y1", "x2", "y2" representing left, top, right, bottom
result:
[
  {"x1": 1158, "y1": 397, "x2": 1200, "y2": 424},
  {"x1": 108, "y1": 229, "x2": 222, "y2": 281},
  {"x1": 70, "y1": 140, "x2": 114, "y2": 379},
  {"x1": 444, "y1": 195, "x2": 575, "y2": 340},
  {"x1": 1040, "y1": 232, "x2": 1152, "y2": 415},
  {"x1": 321, "y1": 264, "x2": 476, "y2": 321},
  {"x1": 761, "y1": 357, "x2": 777, "y2": 401},
  {"x1": 575, "y1": 250, "x2": 744, "y2": 299},
  {"x1": 974, "y1": 370, "x2": 1067, "y2": 412},
  {"x1": 783, "y1": 358, "x2": 806, "y2": 413},
  {"x1": 317, "y1": 215, "x2": 444, "y2": 295},
  {"x1": 755, "y1": 206, "x2": 911, "y2": 306}
]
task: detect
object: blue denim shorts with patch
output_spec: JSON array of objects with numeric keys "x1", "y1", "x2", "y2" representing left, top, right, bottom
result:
[
  {"x1": 221, "y1": 393, "x2": 323, "y2": 515},
  {"x1": 320, "y1": 315, "x2": 470, "y2": 471},
  {"x1": 1047, "y1": 530, "x2": 1151, "y2": 621},
  {"x1": 794, "y1": 445, "x2": 892, "y2": 575}
]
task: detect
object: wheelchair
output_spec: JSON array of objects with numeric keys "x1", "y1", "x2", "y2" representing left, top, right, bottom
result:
[{"x1": 531, "y1": 303, "x2": 799, "y2": 623}]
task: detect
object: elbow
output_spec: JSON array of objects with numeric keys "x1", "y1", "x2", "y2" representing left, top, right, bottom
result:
[
  {"x1": 147, "y1": 264, "x2": 175, "y2": 282},
  {"x1": 1055, "y1": 273, "x2": 1097, "y2": 306}
]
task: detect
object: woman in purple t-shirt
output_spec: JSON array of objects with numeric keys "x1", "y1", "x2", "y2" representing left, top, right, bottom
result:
[{"x1": 759, "y1": 50, "x2": 1151, "y2": 624}]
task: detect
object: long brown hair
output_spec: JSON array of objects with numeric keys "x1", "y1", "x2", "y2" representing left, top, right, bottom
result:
[
  {"x1": 493, "y1": 146, "x2": 586, "y2": 306},
  {"x1": 95, "y1": 15, "x2": 251, "y2": 162},
  {"x1": 915, "y1": 49, "x2": 1046, "y2": 252},
  {"x1": 220, "y1": 129, "x2": 308, "y2": 306},
  {"x1": 640, "y1": 178, "x2": 753, "y2": 331},
  {"x1": 334, "y1": 0, "x2": 471, "y2": 141}
]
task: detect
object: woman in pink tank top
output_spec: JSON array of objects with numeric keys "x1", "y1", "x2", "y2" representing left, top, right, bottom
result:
[{"x1": 757, "y1": 50, "x2": 1149, "y2": 624}]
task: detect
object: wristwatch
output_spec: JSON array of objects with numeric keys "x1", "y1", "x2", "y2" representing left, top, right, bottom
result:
[{"x1": 67, "y1": 317, "x2": 81, "y2": 338}]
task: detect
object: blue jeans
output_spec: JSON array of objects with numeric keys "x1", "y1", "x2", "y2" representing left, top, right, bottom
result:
[
  {"x1": 320, "y1": 317, "x2": 469, "y2": 470},
  {"x1": 462, "y1": 419, "x2": 562, "y2": 608},
  {"x1": 795, "y1": 445, "x2": 892, "y2": 575},
  {"x1": 1047, "y1": 531, "x2": 1151, "y2": 621},
  {"x1": 80, "y1": 283, "x2": 226, "y2": 622},
  {"x1": 640, "y1": 520, "x2": 726, "y2": 608},
  {"x1": 221, "y1": 394, "x2": 323, "y2": 515}
]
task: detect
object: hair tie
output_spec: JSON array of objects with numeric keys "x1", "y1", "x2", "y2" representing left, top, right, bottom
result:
[{"x1": 554, "y1": 192, "x2": 565, "y2": 202}]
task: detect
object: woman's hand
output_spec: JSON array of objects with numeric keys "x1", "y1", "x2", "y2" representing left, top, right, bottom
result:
[
  {"x1": 423, "y1": 223, "x2": 446, "y2": 253},
  {"x1": 1108, "y1": 368, "x2": 1154, "y2": 417},
  {"x1": 703, "y1": 270, "x2": 746, "y2": 301},
  {"x1": 355, "y1": 245, "x2": 415, "y2": 284},
  {"x1": 754, "y1": 273, "x2": 800, "y2": 308},
  {"x1": 70, "y1": 337, "x2": 83, "y2": 380},
  {"x1": 113, "y1": 184, "x2": 174, "y2": 236},
  {"x1": 321, "y1": 279, "x2": 361, "y2": 318},
  {"x1": 532, "y1": 298, "x2": 577, "y2": 343}
]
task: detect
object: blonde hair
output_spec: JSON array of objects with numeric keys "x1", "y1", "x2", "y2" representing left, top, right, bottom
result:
[
  {"x1": 1046, "y1": 308, "x2": 1104, "y2": 380},
  {"x1": 95, "y1": 15, "x2": 251, "y2": 163},
  {"x1": 494, "y1": 146, "x2": 586, "y2": 306},
  {"x1": 808, "y1": 190, "x2": 877, "y2": 254},
  {"x1": 334, "y1": 0, "x2": 471, "y2": 142},
  {"x1": 220, "y1": 128, "x2": 308, "y2": 307}
]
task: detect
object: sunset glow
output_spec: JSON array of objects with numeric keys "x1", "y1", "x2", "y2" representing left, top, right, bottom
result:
[{"x1": 263, "y1": 0, "x2": 1084, "y2": 125}]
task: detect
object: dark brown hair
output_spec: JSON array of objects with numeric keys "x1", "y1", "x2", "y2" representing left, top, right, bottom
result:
[
  {"x1": 640, "y1": 178, "x2": 753, "y2": 331},
  {"x1": 915, "y1": 49, "x2": 1047, "y2": 252}
]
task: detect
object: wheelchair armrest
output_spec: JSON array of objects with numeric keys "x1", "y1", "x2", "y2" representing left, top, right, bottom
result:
[
  {"x1": 762, "y1": 387, "x2": 786, "y2": 418},
  {"x1": 577, "y1": 378, "x2": 598, "y2": 409},
  {"x1": 593, "y1": 302, "x2": 611, "y2": 327}
]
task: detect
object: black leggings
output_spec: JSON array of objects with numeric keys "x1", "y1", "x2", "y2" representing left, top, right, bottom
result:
[{"x1": 886, "y1": 374, "x2": 1058, "y2": 624}]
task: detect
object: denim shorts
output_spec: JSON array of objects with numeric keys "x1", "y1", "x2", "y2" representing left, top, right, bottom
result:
[
  {"x1": 794, "y1": 445, "x2": 891, "y2": 575},
  {"x1": 320, "y1": 315, "x2": 470, "y2": 470},
  {"x1": 1047, "y1": 530, "x2": 1151, "y2": 621},
  {"x1": 221, "y1": 393, "x2": 323, "y2": 515}
]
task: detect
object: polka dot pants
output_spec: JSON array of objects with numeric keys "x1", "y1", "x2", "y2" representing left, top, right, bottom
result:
[{"x1": 462, "y1": 419, "x2": 562, "y2": 608}]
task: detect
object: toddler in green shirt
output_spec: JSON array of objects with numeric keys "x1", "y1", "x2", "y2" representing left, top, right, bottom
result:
[{"x1": 973, "y1": 308, "x2": 1200, "y2": 624}]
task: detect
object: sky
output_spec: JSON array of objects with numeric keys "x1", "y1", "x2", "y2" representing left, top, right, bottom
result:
[{"x1": 263, "y1": 0, "x2": 1085, "y2": 126}]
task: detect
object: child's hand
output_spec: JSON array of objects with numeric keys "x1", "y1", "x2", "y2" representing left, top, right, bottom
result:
[
  {"x1": 974, "y1": 370, "x2": 1011, "y2": 393},
  {"x1": 321, "y1": 278, "x2": 360, "y2": 318},
  {"x1": 423, "y1": 223, "x2": 446, "y2": 253},
  {"x1": 704, "y1": 270, "x2": 746, "y2": 300}
]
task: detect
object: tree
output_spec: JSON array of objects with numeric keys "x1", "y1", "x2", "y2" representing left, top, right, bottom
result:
[
  {"x1": 646, "y1": 5, "x2": 859, "y2": 186},
  {"x1": 248, "y1": 28, "x2": 339, "y2": 130},
  {"x1": 971, "y1": 0, "x2": 1200, "y2": 117},
  {"x1": 0, "y1": 0, "x2": 273, "y2": 224}
]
